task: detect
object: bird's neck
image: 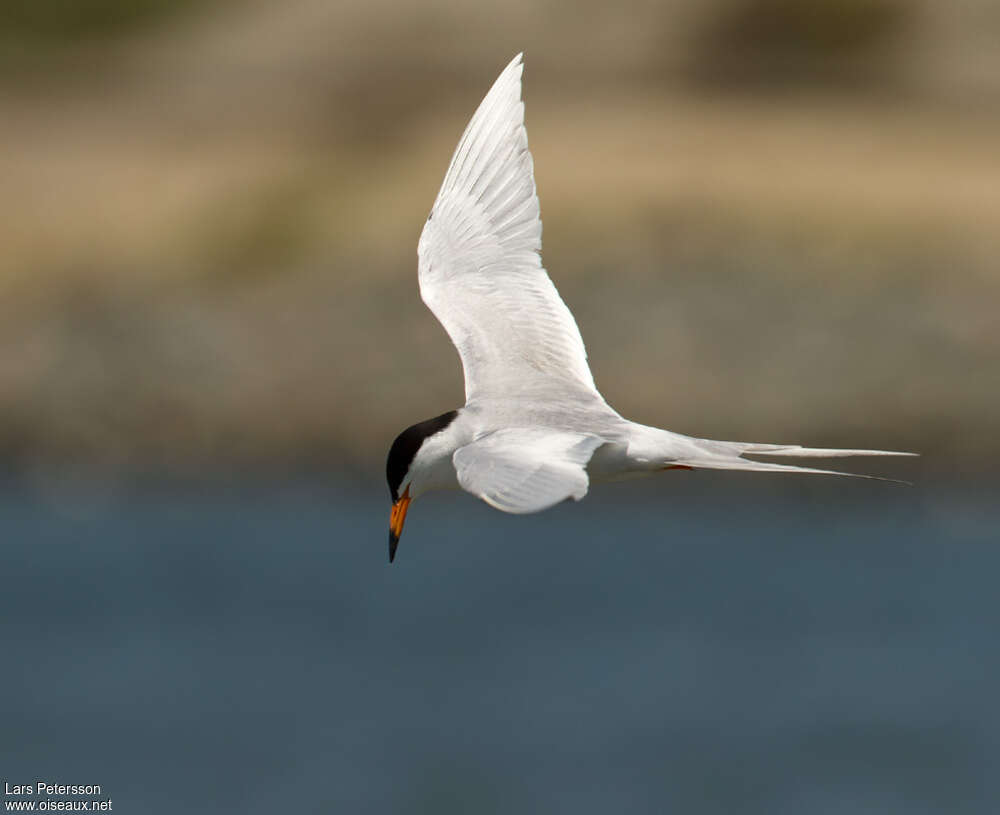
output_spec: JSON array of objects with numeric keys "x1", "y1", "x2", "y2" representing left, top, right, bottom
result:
[{"x1": 409, "y1": 409, "x2": 475, "y2": 498}]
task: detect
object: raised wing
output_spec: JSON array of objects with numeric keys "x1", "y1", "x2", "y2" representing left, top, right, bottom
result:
[
  {"x1": 417, "y1": 53, "x2": 599, "y2": 403},
  {"x1": 453, "y1": 428, "x2": 605, "y2": 513}
]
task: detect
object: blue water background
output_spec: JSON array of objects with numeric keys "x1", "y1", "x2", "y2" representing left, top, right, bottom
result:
[{"x1": 1, "y1": 476, "x2": 997, "y2": 813}]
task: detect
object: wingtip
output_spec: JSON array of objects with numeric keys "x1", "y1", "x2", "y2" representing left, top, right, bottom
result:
[{"x1": 500, "y1": 52, "x2": 525, "y2": 85}]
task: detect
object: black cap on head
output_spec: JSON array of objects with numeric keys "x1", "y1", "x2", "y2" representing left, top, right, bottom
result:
[{"x1": 386, "y1": 410, "x2": 459, "y2": 502}]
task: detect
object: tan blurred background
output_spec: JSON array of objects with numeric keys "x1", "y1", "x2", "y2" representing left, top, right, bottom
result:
[{"x1": 1, "y1": 0, "x2": 998, "y2": 485}]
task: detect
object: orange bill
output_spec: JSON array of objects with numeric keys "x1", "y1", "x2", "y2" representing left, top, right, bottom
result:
[{"x1": 388, "y1": 485, "x2": 411, "y2": 563}]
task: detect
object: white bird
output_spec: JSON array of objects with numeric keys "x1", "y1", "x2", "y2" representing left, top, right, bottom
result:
[{"x1": 386, "y1": 53, "x2": 913, "y2": 562}]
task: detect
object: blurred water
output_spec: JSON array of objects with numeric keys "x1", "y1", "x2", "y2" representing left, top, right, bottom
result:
[{"x1": 1, "y1": 478, "x2": 997, "y2": 814}]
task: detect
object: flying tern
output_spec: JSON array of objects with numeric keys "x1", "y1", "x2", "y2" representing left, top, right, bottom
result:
[{"x1": 386, "y1": 53, "x2": 913, "y2": 562}]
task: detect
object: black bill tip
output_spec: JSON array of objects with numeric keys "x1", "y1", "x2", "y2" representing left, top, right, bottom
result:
[{"x1": 388, "y1": 530, "x2": 399, "y2": 563}]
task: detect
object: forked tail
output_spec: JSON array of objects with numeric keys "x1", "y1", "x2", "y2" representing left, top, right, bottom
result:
[{"x1": 671, "y1": 440, "x2": 917, "y2": 484}]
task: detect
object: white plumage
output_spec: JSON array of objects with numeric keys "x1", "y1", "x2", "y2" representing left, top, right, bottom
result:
[
  {"x1": 386, "y1": 54, "x2": 912, "y2": 556},
  {"x1": 418, "y1": 54, "x2": 596, "y2": 402},
  {"x1": 453, "y1": 429, "x2": 605, "y2": 514}
]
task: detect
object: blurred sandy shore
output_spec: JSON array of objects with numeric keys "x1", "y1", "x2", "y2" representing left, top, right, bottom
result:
[{"x1": 1, "y1": 0, "x2": 997, "y2": 483}]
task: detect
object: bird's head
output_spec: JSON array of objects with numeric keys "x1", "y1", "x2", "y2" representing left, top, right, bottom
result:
[{"x1": 385, "y1": 410, "x2": 460, "y2": 562}]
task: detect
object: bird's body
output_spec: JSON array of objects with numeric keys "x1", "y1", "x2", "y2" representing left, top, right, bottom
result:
[{"x1": 386, "y1": 53, "x2": 913, "y2": 560}]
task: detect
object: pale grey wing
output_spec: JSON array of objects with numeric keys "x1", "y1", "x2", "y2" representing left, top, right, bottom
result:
[
  {"x1": 453, "y1": 429, "x2": 606, "y2": 514},
  {"x1": 417, "y1": 53, "x2": 599, "y2": 403}
]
